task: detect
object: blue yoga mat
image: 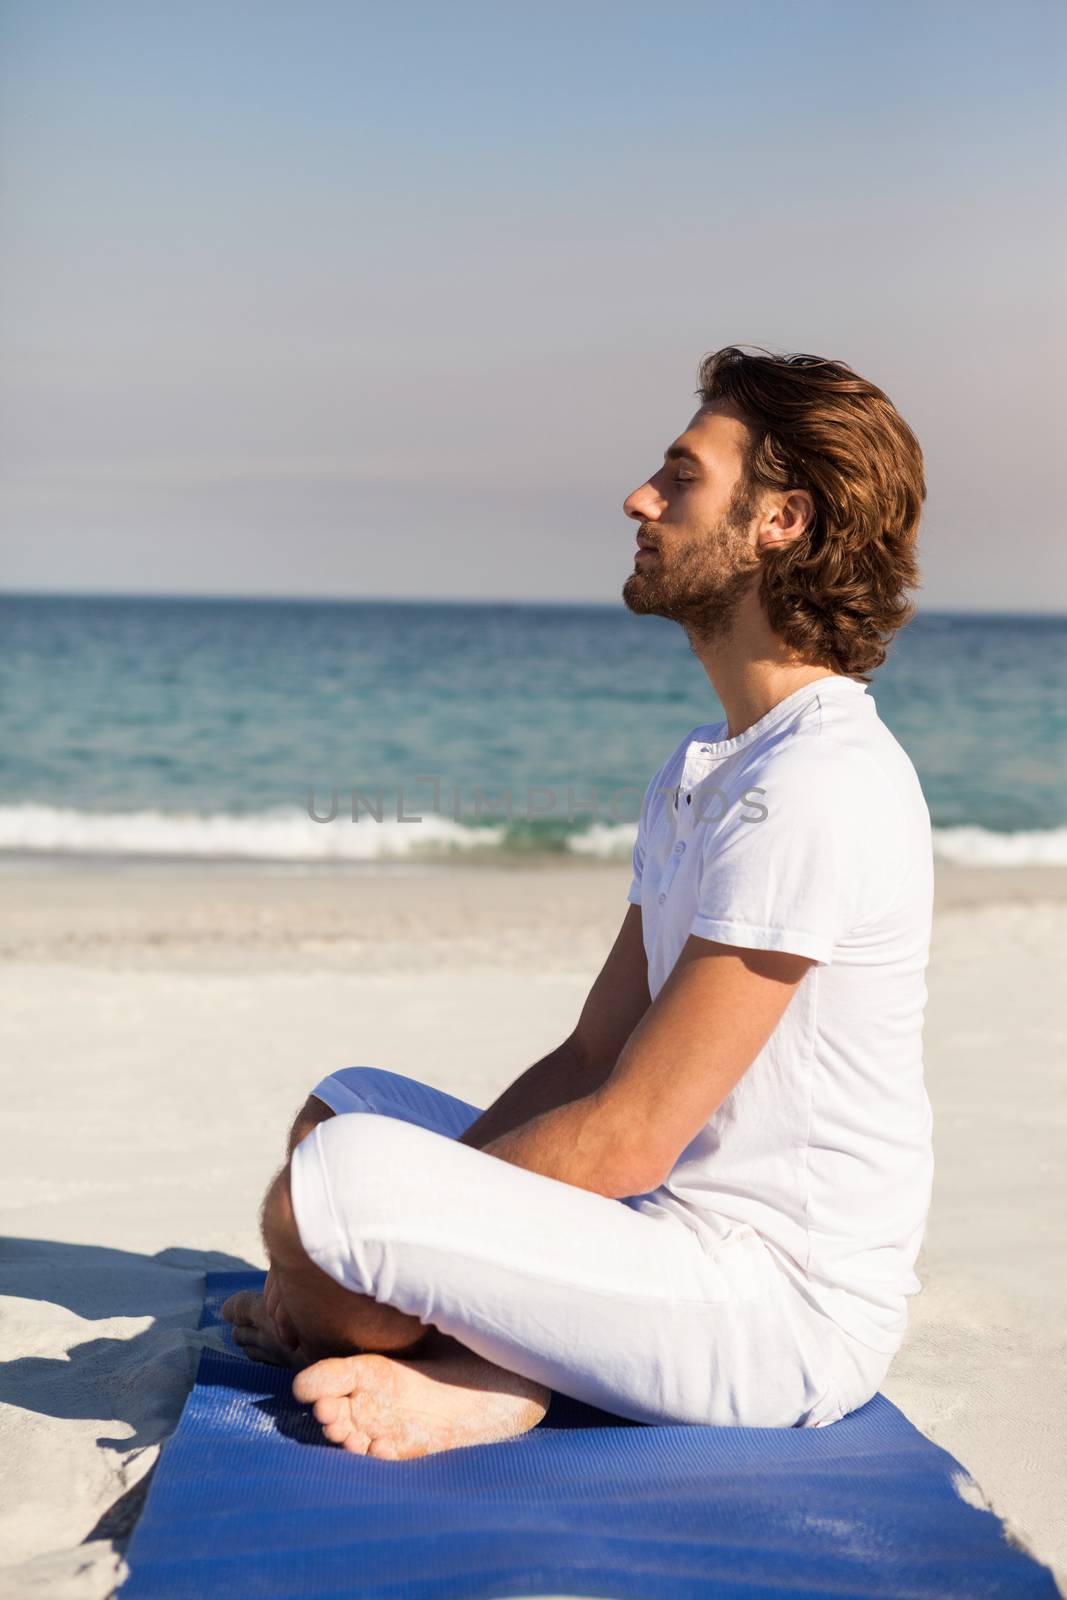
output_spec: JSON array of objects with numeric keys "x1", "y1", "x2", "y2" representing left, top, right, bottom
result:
[{"x1": 122, "y1": 1270, "x2": 1057, "y2": 1599}]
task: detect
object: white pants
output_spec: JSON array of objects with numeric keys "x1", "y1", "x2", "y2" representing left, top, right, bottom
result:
[{"x1": 291, "y1": 1066, "x2": 890, "y2": 1429}]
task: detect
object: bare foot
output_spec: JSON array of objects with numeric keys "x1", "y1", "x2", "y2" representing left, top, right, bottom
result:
[
  {"x1": 292, "y1": 1333, "x2": 550, "y2": 1458},
  {"x1": 221, "y1": 1288, "x2": 308, "y2": 1369}
]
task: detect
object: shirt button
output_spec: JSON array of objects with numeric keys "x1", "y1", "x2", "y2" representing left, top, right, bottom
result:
[
  {"x1": 674, "y1": 841, "x2": 685, "y2": 855},
  {"x1": 657, "y1": 892, "x2": 666, "y2": 905}
]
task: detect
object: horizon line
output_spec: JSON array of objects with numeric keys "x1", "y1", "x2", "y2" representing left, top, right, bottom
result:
[{"x1": 1, "y1": 587, "x2": 1065, "y2": 623}]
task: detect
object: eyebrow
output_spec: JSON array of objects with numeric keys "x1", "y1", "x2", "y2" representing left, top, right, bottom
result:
[{"x1": 664, "y1": 445, "x2": 704, "y2": 467}]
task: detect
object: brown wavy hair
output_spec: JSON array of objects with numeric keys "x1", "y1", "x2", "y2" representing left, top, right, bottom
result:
[{"x1": 697, "y1": 344, "x2": 926, "y2": 680}]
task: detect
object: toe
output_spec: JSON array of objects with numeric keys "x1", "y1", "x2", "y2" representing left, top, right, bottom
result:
[
  {"x1": 310, "y1": 1394, "x2": 371, "y2": 1450},
  {"x1": 221, "y1": 1291, "x2": 257, "y2": 1325},
  {"x1": 232, "y1": 1323, "x2": 271, "y2": 1349},
  {"x1": 293, "y1": 1356, "x2": 364, "y2": 1404},
  {"x1": 239, "y1": 1339, "x2": 286, "y2": 1366},
  {"x1": 312, "y1": 1396, "x2": 342, "y2": 1426},
  {"x1": 320, "y1": 1414, "x2": 355, "y2": 1445}
]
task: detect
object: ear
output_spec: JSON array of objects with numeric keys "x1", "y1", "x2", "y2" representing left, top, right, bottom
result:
[{"x1": 756, "y1": 489, "x2": 816, "y2": 550}]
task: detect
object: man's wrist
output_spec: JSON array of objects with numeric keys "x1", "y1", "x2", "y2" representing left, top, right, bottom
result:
[
  {"x1": 479, "y1": 1095, "x2": 649, "y2": 1200},
  {"x1": 456, "y1": 1037, "x2": 591, "y2": 1151}
]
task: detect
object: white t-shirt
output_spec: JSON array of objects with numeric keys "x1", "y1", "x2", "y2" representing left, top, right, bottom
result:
[{"x1": 626, "y1": 673, "x2": 934, "y2": 1355}]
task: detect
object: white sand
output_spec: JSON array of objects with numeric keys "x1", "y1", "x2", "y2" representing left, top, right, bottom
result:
[{"x1": 0, "y1": 860, "x2": 1064, "y2": 1596}]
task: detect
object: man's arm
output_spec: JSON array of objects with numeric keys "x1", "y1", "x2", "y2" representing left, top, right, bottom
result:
[
  {"x1": 457, "y1": 902, "x2": 652, "y2": 1150},
  {"x1": 277, "y1": 903, "x2": 649, "y2": 1162},
  {"x1": 481, "y1": 934, "x2": 813, "y2": 1198}
]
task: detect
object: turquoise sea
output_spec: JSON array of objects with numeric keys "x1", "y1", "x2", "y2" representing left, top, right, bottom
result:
[{"x1": 2, "y1": 594, "x2": 1065, "y2": 866}]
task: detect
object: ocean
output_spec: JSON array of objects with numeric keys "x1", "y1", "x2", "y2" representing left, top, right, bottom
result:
[{"x1": 2, "y1": 593, "x2": 1064, "y2": 867}]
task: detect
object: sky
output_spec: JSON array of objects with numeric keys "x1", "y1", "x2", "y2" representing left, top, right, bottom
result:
[{"x1": 1, "y1": 0, "x2": 1064, "y2": 611}]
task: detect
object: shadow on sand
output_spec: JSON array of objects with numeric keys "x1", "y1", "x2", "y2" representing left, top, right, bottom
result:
[{"x1": 0, "y1": 1237, "x2": 256, "y2": 1548}]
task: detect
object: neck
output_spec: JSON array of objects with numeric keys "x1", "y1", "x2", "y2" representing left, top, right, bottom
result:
[{"x1": 684, "y1": 598, "x2": 843, "y2": 741}]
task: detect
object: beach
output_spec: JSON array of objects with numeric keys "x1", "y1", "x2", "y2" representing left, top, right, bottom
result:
[
  {"x1": 0, "y1": 856, "x2": 1064, "y2": 1596},
  {"x1": 5, "y1": 0, "x2": 1065, "y2": 1585}
]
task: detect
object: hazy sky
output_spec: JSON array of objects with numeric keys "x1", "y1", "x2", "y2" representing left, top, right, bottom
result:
[{"x1": 2, "y1": 0, "x2": 1064, "y2": 610}]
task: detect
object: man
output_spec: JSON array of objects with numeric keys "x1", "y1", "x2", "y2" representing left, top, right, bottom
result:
[{"x1": 224, "y1": 345, "x2": 934, "y2": 1462}]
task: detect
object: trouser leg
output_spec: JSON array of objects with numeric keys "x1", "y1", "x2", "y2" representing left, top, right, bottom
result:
[
  {"x1": 262, "y1": 1067, "x2": 478, "y2": 1358},
  {"x1": 289, "y1": 1083, "x2": 844, "y2": 1427},
  {"x1": 307, "y1": 1065, "x2": 483, "y2": 1138}
]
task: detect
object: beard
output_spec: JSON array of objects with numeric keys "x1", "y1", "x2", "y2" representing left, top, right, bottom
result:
[{"x1": 622, "y1": 484, "x2": 762, "y2": 642}]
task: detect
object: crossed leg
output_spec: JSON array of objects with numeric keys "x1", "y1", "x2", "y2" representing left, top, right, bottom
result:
[
  {"x1": 222, "y1": 1092, "x2": 550, "y2": 1459},
  {"x1": 225, "y1": 1065, "x2": 862, "y2": 1447},
  {"x1": 226, "y1": 1092, "x2": 421, "y2": 1365}
]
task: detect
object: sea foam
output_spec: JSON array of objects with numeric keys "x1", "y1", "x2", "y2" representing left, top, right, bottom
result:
[
  {"x1": 0, "y1": 805, "x2": 1065, "y2": 867},
  {"x1": 0, "y1": 804, "x2": 506, "y2": 861}
]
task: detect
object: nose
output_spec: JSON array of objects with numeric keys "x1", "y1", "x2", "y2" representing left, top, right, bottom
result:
[{"x1": 623, "y1": 481, "x2": 662, "y2": 522}]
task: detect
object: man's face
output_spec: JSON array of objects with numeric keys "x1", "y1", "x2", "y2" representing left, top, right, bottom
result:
[{"x1": 621, "y1": 401, "x2": 763, "y2": 637}]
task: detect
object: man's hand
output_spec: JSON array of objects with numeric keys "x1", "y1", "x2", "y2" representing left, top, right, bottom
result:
[
  {"x1": 482, "y1": 933, "x2": 813, "y2": 1198},
  {"x1": 480, "y1": 1101, "x2": 655, "y2": 1199}
]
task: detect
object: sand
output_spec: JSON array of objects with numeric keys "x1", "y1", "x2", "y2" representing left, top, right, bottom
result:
[{"x1": 0, "y1": 858, "x2": 1064, "y2": 1596}]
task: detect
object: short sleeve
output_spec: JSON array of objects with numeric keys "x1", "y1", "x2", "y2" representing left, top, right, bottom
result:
[{"x1": 688, "y1": 754, "x2": 872, "y2": 966}]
